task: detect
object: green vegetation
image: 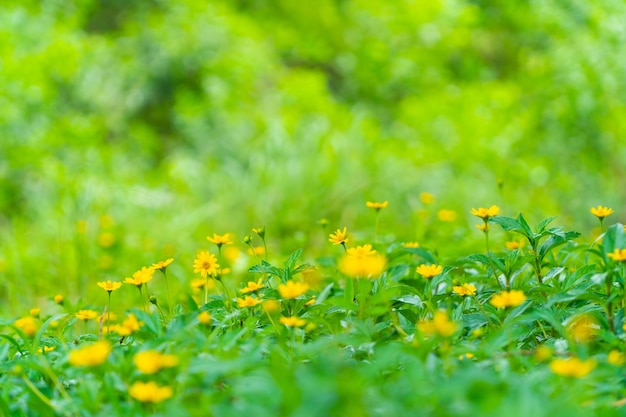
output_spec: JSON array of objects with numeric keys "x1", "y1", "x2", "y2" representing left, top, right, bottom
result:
[{"x1": 2, "y1": 1, "x2": 626, "y2": 415}]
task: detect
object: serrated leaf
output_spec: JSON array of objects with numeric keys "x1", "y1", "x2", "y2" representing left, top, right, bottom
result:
[
  {"x1": 284, "y1": 248, "x2": 303, "y2": 270},
  {"x1": 490, "y1": 216, "x2": 528, "y2": 238}
]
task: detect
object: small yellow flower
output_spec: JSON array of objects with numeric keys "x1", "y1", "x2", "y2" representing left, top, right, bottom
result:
[
  {"x1": 590, "y1": 205, "x2": 614, "y2": 220},
  {"x1": 124, "y1": 267, "x2": 155, "y2": 287},
  {"x1": 489, "y1": 290, "x2": 526, "y2": 308},
  {"x1": 68, "y1": 341, "x2": 111, "y2": 367},
  {"x1": 151, "y1": 258, "x2": 174, "y2": 271},
  {"x1": 113, "y1": 313, "x2": 143, "y2": 336},
  {"x1": 14, "y1": 317, "x2": 38, "y2": 337},
  {"x1": 458, "y1": 353, "x2": 474, "y2": 360},
  {"x1": 417, "y1": 311, "x2": 457, "y2": 337},
  {"x1": 193, "y1": 251, "x2": 220, "y2": 278},
  {"x1": 54, "y1": 294, "x2": 64, "y2": 304},
  {"x1": 97, "y1": 280, "x2": 123, "y2": 293},
  {"x1": 475, "y1": 223, "x2": 489, "y2": 232},
  {"x1": 437, "y1": 209, "x2": 457, "y2": 222},
  {"x1": 97, "y1": 232, "x2": 116, "y2": 248},
  {"x1": 134, "y1": 351, "x2": 179, "y2": 374},
  {"x1": 415, "y1": 264, "x2": 443, "y2": 279},
  {"x1": 452, "y1": 283, "x2": 476, "y2": 296},
  {"x1": 608, "y1": 350, "x2": 625, "y2": 366},
  {"x1": 129, "y1": 381, "x2": 173, "y2": 403},
  {"x1": 75, "y1": 309, "x2": 98, "y2": 321},
  {"x1": 403, "y1": 242, "x2": 420, "y2": 248},
  {"x1": 346, "y1": 244, "x2": 377, "y2": 257},
  {"x1": 328, "y1": 227, "x2": 349, "y2": 245},
  {"x1": 29, "y1": 308, "x2": 40, "y2": 317},
  {"x1": 534, "y1": 345, "x2": 552, "y2": 362},
  {"x1": 197, "y1": 311, "x2": 212, "y2": 325},
  {"x1": 566, "y1": 315, "x2": 599, "y2": 343},
  {"x1": 505, "y1": 239, "x2": 525, "y2": 250},
  {"x1": 366, "y1": 201, "x2": 389, "y2": 210},
  {"x1": 471, "y1": 205, "x2": 500, "y2": 220},
  {"x1": 240, "y1": 278, "x2": 265, "y2": 294},
  {"x1": 338, "y1": 253, "x2": 387, "y2": 279},
  {"x1": 608, "y1": 249, "x2": 626, "y2": 262},
  {"x1": 207, "y1": 233, "x2": 233, "y2": 247},
  {"x1": 280, "y1": 316, "x2": 306, "y2": 327},
  {"x1": 252, "y1": 227, "x2": 265, "y2": 238},
  {"x1": 419, "y1": 192, "x2": 435, "y2": 204},
  {"x1": 278, "y1": 280, "x2": 309, "y2": 299},
  {"x1": 304, "y1": 297, "x2": 316, "y2": 306},
  {"x1": 38, "y1": 346, "x2": 56, "y2": 353},
  {"x1": 237, "y1": 296, "x2": 263, "y2": 308},
  {"x1": 550, "y1": 357, "x2": 596, "y2": 378}
]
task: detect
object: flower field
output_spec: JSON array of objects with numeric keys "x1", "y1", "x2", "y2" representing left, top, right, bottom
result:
[{"x1": 3, "y1": 203, "x2": 626, "y2": 416}]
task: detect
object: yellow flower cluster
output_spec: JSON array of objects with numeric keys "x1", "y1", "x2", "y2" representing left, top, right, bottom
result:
[{"x1": 112, "y1": 313, "x2": 143, "y2": 336}]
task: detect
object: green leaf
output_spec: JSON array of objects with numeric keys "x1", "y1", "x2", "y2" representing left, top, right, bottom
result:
[
  {"x1": 490, "y1": 216, "x2": 528, "y2": 237},
  {"x1": 516, "y1": 212, "x2": 533, "y2": 237},
  {"x1": 536, "y1": 216, "x2": 557, "y2": 233},
  {"x1": 402, "y1": 247, "x2": 436, "y2": 264},
  {"x1": 284, "y1": 248, "x2": 303, "y2": 270},
  {"x1": 602, "y1": 223, "x2": 626, "y2": 259}
]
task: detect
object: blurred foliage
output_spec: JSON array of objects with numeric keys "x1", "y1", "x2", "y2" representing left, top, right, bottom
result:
[{"x1": 1, "y1": 0, "x2": 626, "y2": 308}]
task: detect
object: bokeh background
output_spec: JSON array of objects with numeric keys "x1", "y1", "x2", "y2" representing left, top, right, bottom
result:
[{"x1": 1, "y1": 0, "x2": 625, "y2": 313}]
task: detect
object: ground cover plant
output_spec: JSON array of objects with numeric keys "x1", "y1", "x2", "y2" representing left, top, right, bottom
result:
[{"x1": 2, "y1": 202, "x2": 626, "y2": 416}]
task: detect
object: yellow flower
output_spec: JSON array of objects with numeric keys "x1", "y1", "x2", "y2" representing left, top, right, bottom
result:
[
  {"x1": 197, "y1": 311, "x2": 212, "y2": 325},
  {"x1": 453, "y1": 283, "x2": 477, "y2": 296},
  {"x1": 366, "y1": 201, "x2": 389, "y2": 210},
  {"x1": 590, "y1": 205, "x2": 614, "y2": 219},
  {"x1": 54, "y1": 294, "x2": 64, "y2": 304},
  {"x1": 97, "y1": 280, "x2": 122, "y2": 293},
  {"x1": 113, "y1": 313, "x2": 143, "y2": 336},
  {"x1": 278, "y1": 280, "x2": 309, "y2": 299},
  {"x1": 129, "y1": 381, "x2": 173, "y2": 403},
  {"x1": 240, "y1": 278, "x2": 265, "y2": 294},
  {"x1": 75, "y1": 309, "x2": 98, "y2": 321},
  {"x1": 151, "y1": 258, "x2": 174, "y2": 271},
  {"x1": 437, "y1": 209, "x2": 457, "y2": 222},
  {"x1": 14, "y1": 317, "x2": 38, "y2": 337},
  {"x1": 207, "y1": 233, "x2": 233, "y2": 247},
  {"x1": 608, "y1": 249, "x2": 626, "y2": 262},
  {"x1": 280, "y1": 316, "x2": 306, "y2": 327},
  {"x1": 134, "y1": 351, "x2": 179, "y2": 374},
  {"x1": 30, "y1": 308, "x2": 40, "y2": 317},
  {"x1": 566, "y1": 315, "x2": 599, "y2": 343},
  {"x1": 471, "y1": 205, "x2": 500, "y2": 220},
  {"x1": 417, "y1": 311, "x2": 457, "y2": 337},
  {"x1": 193, "y1": 251, "x2": 220, "y2": 278},
  {"x1": 608, "y1": 350, "x2": 625, "y2": 366},
  {"x1": 124, "y1": 267, "x2": 155, "y2": 287},
  {"x1": 252, "y1": 227, "x2": 265, "y2": 238},
  {"x1": 237, "y1": 296, "x2": 263, "y2": 308},
  {"x1": 247, "y1": 246, "x2": 265, "y2": 256},
  {"x1": 346, "y1": 244, "x2": 377, "y2": 257},
  {"x1": 415, "y1": 264, "x2": 443, "y2": 279},
  {"x1": 489, "y1": 290, "x2": 526, "y2": 308},
  {"x1": 475, "y1": 223, "x2": 489, "y2": 232},
  {"x1": 534, "y1": 345, "x2": 552, "y2": 362},
  {"x1": 97, "y1": 232, "x2": 116, "y2": 248},
  {"x1": 338, "y1": 253, "x2": 387, "y2": 279},
  {"x1": 38, "y1": 346, "x2": 56, "y2": 353},
  {"x1": 550, "y1": 357, "x2": 596, "y2": 378},
  {"x1": 403, "y1": 242, "x2": 420, "y2": 248},
  {"x1": 328, "y1": 227, "x2": 349, "y2": 245},
  {"x1": 68, "y1": 341, "x2": 111, "y2": 367},
  {"x1": 505, "y1": 239, "x2": 525, "y2": 250},
  {"x1": 419, "y1": 192, "x2": 435, "y2": 204}
]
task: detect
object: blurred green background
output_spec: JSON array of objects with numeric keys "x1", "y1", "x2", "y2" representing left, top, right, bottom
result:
[{"x1": 1, "y1": 0, "x2": 625, "y2": 313}]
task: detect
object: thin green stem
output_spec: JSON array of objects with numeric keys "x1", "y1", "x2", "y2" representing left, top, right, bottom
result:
[
  {"x1": 484, "y1": 228, "x2": 504, "y2": 290},
  {"x1": 162, "y1": 269, "x2": 172, "y2": 316}
]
